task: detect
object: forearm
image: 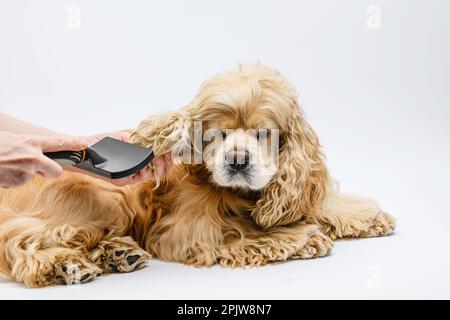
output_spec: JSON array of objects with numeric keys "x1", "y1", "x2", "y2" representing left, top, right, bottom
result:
[{"x1": 0, "y1": 112, "x2": 64, "y2": 136}]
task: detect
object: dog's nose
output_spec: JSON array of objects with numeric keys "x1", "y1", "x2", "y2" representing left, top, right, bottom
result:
[{"x1": 227, "y1": 150, "x2": 250, "y2": 171}]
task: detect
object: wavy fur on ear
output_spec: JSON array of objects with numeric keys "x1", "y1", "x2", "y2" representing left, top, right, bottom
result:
[
  {"x1": 251, "y1": 102, "x2": 329, "y2": 228},
  {"x1": 131, "y1": 110, "x2": 193, "y2": 158}
]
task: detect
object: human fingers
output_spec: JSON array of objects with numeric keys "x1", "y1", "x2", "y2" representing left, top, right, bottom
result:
[
  {"x1": 0, "y1": 167, "x2": 33, "y2": 188},
  {"x1": 34, "y1": 154, "x2": 64, "y2": 178},
  {"x1": 163, "y1": 152, "x2": 172, "y2": 172},
  {"x1": 81, "y1": 130, "x2": 133, "y2": 146},
  {"x1": 128, "y1": 165, "x2": 155, "y2": 184},
  {"x1": 30, "y1": 135, "x2": 86, "y2": 153},
  {"x1": 152, "y1": 156, "x2": 166, "y2": 178}
]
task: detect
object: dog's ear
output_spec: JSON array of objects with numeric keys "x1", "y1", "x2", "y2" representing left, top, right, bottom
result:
[
  {"x1": 250, "y1": 101, "x2": 329, "y2": 228},
  {"x1": 131, "y1": 109, "x2": 193, "y2": 159}
]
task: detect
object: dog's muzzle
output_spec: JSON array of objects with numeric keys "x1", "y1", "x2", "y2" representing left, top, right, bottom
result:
[{"x1": 225, "y1": 150, "x2": 251, "y2": 175}]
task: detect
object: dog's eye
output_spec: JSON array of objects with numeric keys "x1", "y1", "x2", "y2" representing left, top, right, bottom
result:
[
  {"x1": 256, "y1": 130, "x2": 271, "y2": 140},
  {"x1": 220, "y1": 130, "x2": 227, "y2": 139}
]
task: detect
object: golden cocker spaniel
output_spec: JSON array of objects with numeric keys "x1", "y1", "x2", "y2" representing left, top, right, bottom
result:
[{"x1": 0, "y1": 64, "x2": 395, "y2": 287}]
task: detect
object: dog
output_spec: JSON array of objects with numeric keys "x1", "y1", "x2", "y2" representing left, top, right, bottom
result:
[{"x1": 0, "y1": 64, "x2": 395, "y2": 287}]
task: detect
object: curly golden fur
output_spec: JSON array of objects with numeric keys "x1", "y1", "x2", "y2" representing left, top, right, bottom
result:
[{"x1": 0, "y1": 64, "x2": 395, "y2": 287}]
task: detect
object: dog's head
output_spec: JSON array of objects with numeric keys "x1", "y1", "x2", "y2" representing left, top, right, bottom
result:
[
  {"x1": 192, "y1": 67, "x2": 284, "y2": 191},
  {"x1": 132, "y1": 64, "x2": 329, "y2": 227}
]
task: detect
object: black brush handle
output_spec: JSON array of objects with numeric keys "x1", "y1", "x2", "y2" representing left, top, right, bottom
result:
[{"x1": 44, "y1": 150, "x2": 86, "y2": 167}]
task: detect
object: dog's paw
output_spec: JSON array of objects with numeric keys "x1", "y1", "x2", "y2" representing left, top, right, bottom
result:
[
  {"x1": 292, "y1": 229, "x2": 334, "y2": 259},
  {"x1": 90, "y1": 236, "x2": 150, "y2": 273},
  {"x1": 107, "y1": 246, "x2": 150, "y2": 273},
  {"x1": 217, "y1": 227, "x2": 334, "y2": 267},
  {"x1": 360, "y1": 211, "x2": 396, "y2": 237},
  {"x1": 53, "y1": 256, "x2": 101, "y2": 285}
]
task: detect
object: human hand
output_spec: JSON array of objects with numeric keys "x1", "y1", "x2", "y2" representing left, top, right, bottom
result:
[
  {"x1": 0, "y1": 131, "x2": 86, "y2": 188},
  {"x1": 77, "y1": 129, "x2": 133, "y2": 146}
]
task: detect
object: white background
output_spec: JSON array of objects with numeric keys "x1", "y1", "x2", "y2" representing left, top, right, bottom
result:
[{"x1": 1, "y1": 0, "x2": 449, "y2": 299}]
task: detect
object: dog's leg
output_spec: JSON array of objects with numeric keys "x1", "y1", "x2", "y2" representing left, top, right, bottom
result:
[
  {"x1": 144, "y1": 193, "x2": 334, "y2": 268},
  {"x1": 0, "y1": 216, "x2": 101, "y2": 287},
  {"x1": 306, "y1": 193, "x2": 396, "y2": 240},
  {"x1": 218, "y1": 223, "x2": 333, "y2": 267},
  {"x1": 89, "y1": 236, "x2": 150, "y2": 273}
]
